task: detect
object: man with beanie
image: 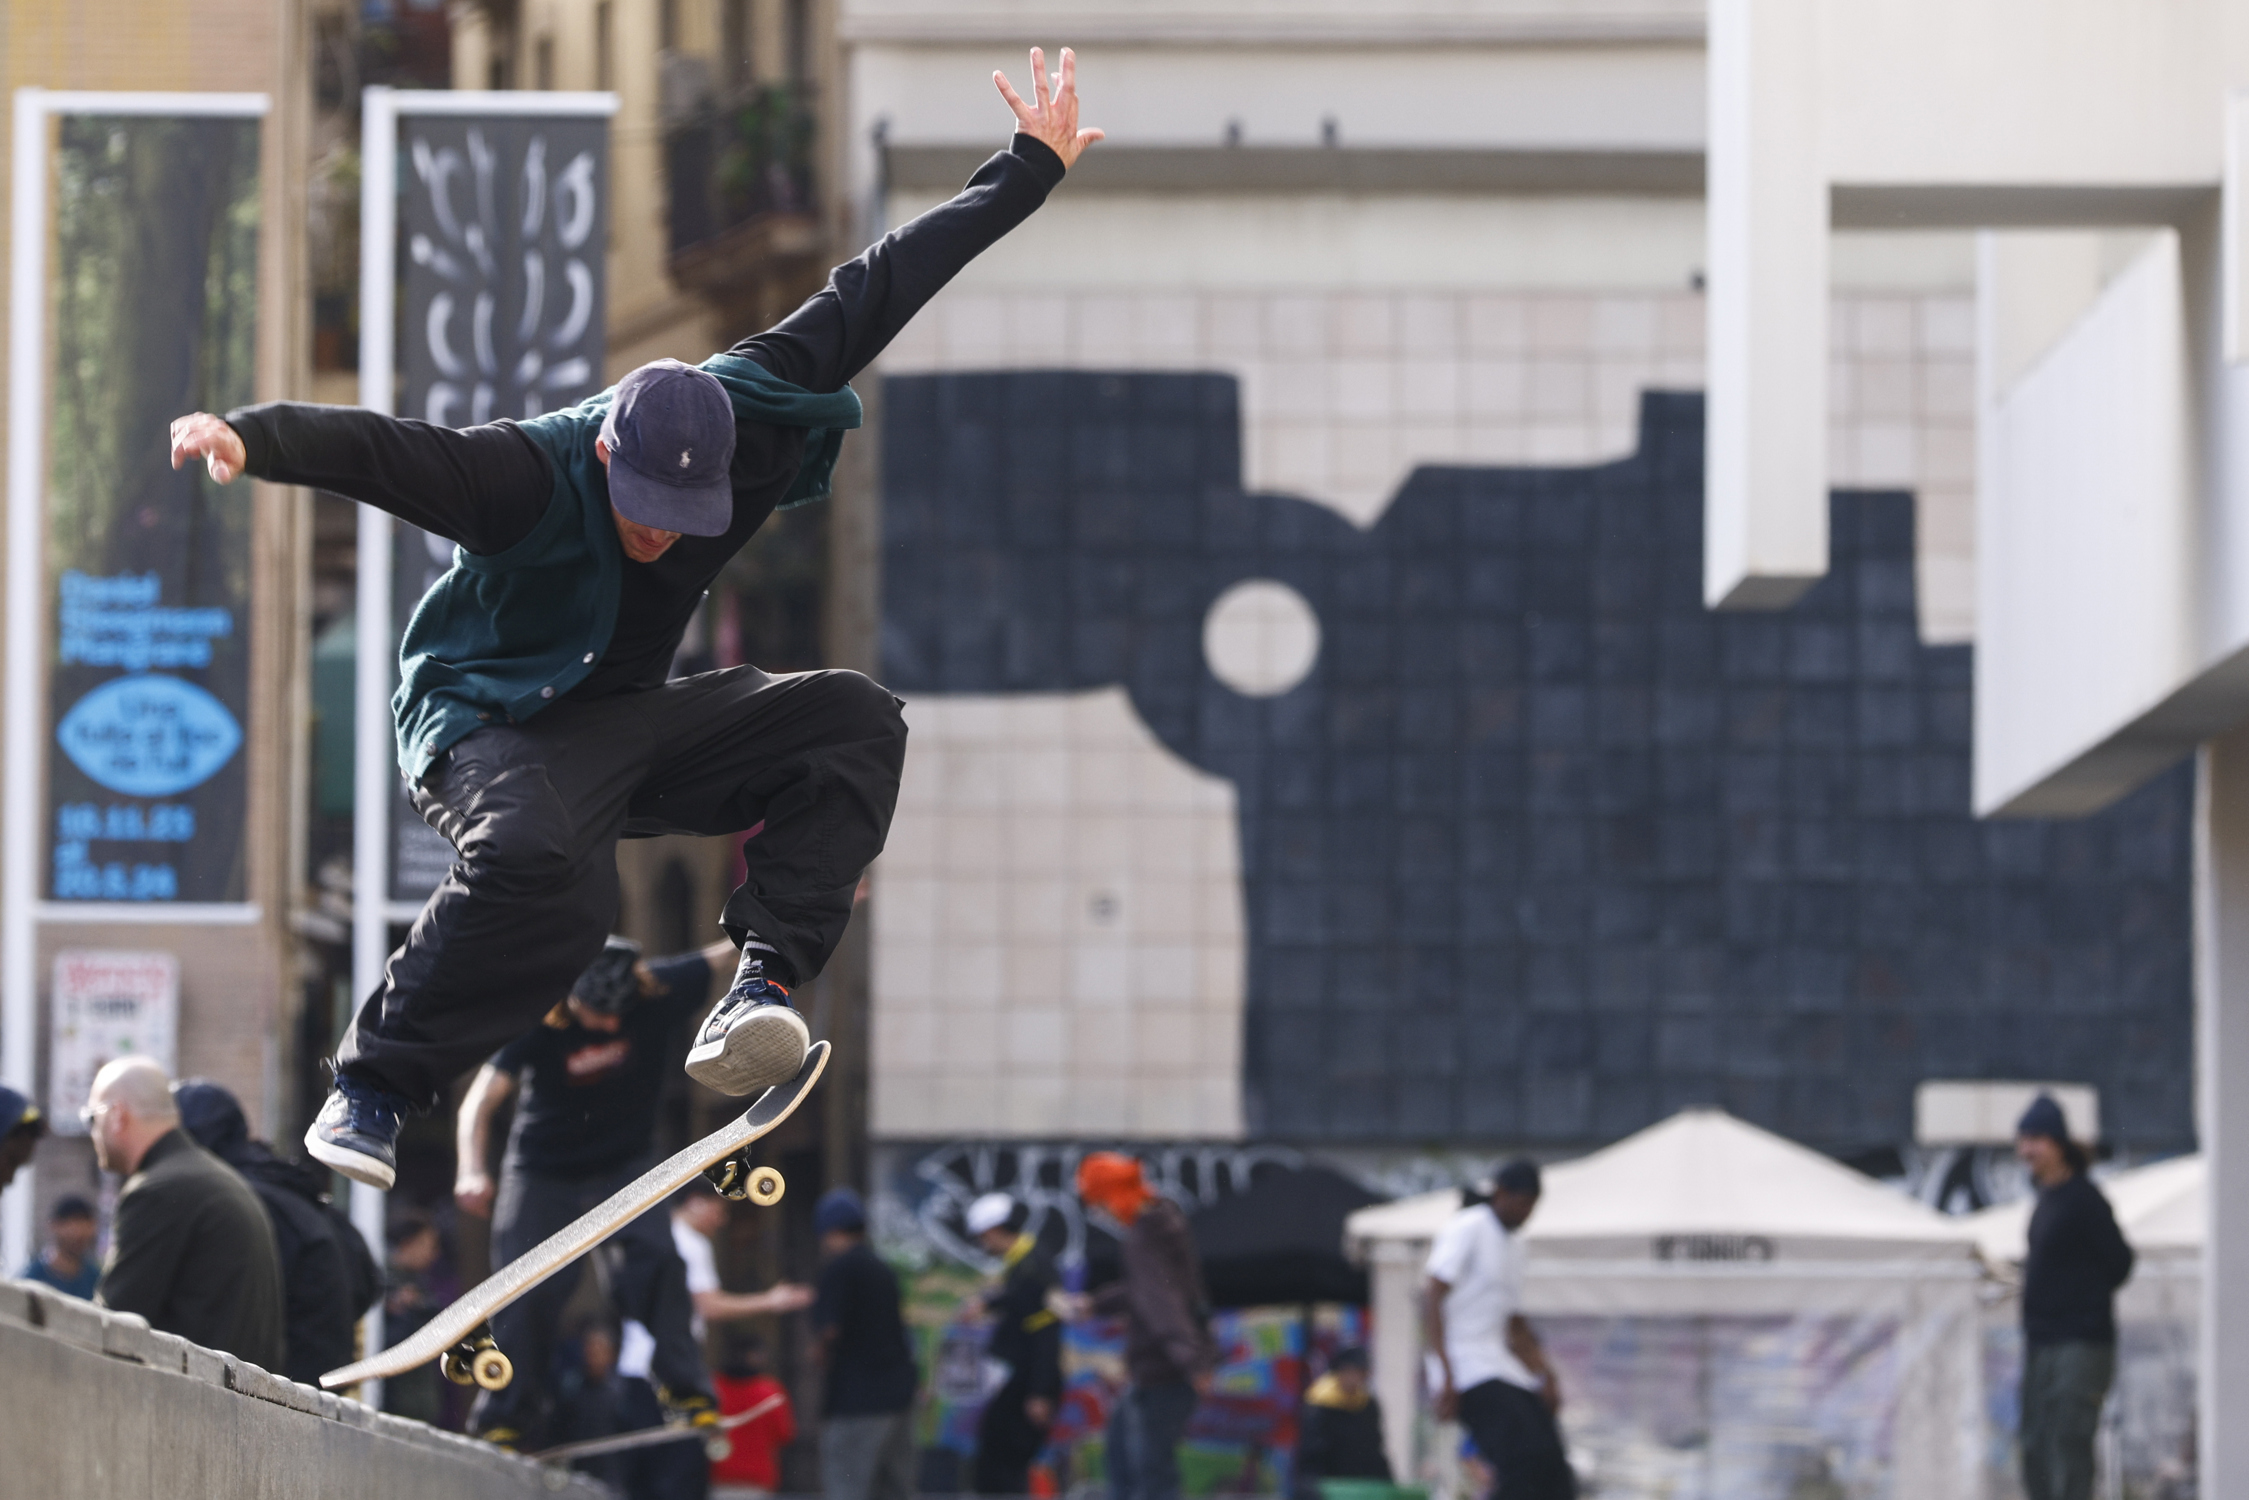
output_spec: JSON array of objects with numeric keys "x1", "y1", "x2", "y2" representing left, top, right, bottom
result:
[
  {"x1": 175, "y1": 1078, "x2": 381, "y2": 1387},
  {"x1": 966, "y1": 1191, "x2": 1063, "y2": 1495},
  {"x1": 0, "y1": 1084, "x2": 44, "y2": 1191},
  {"x1": 2015, "y1": 1094, "x2": 2134, "y2": 1500},
  {"x1": 812, "y1": 1187, "x2": 917, "y2": 1500},
  {"x1": 21, "y1": 1195, "x2": 100, "y2": 1300},
  {"x1": 1426, "y1": 1160, "x2": 1571, "y2": 1500},
  {"x1": 167, "y1": 51, "x2": 1104, "y2": 1194},
  {"x1": 1076, "y1": 1153, "x2": 1214, "y2": 1500}
]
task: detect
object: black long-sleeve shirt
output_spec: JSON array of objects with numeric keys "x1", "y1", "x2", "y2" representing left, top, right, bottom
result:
[
  {"x1": 2022, "y1": 1170, "x2": 2135, "y2": 1345},
  {"x1": 228, "y1": 134, "x2": 1066, "y2": 701},
  {"x1": 986, "y1": 1238, "x2": 1063, "y2": 1399}
]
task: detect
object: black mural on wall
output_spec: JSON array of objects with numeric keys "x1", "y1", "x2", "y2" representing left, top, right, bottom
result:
[{"x1": 881, "y1": 375, "x2": 2195, "y2": 1153}]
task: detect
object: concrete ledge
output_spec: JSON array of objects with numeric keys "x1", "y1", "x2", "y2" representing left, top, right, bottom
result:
[{"x1": 1, "y1": 1279, "x2": 607, "y2": 1500}]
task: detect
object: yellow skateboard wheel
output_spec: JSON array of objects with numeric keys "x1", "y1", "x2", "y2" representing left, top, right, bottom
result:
[
  {"x1": 746, "y1": 1166, "x2": 785, "y2": 1206},
  {"x1": 440, "y1": 1350, "x2": 476, "y2": 1387},
  {"x1": 472, "y1": 1347, "x2": 514, "y2": 1391}
]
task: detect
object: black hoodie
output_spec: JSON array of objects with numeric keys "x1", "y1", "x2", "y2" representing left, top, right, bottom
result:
[
  {"x1": 2022, "y1": 1171, "x2": 2135, "y2": 1345},
  {"x1": 176, "y1": 1081, "x2": 381, "y2": 1385}
]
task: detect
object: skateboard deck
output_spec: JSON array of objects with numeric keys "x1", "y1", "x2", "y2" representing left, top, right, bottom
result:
[
  {"x1": 320, "y1": 1040, "x2": 829, "y2": 1392},
  {"x1": 531, "y1": 1392, "x2": 786, "y2": 1464}
]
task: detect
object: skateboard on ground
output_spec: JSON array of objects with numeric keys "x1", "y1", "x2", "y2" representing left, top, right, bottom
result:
[
  {"x1": 320, "y1": 1041, "x2": 830, "y2": 1393},
  {"x1": 530, "y1": 1392, "x2": 786, "y2": 1464}
]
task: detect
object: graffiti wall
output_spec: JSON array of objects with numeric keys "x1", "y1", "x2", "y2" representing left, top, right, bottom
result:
[{"x1": 879, "y1": 1139, "x2": 1374, "y2": 1497}]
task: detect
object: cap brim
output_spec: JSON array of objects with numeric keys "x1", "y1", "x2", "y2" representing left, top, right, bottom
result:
[{"x1": 607, "y1": 457, "x2": 734, "y2": 538}]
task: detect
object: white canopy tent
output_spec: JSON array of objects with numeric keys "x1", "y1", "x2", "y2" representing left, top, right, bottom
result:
[{"x1": 1346, "y1": 1109, "x2": 1985, "y2": 1500}]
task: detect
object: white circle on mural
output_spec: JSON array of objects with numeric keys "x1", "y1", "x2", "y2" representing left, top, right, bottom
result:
[{"x1": 1202, "y1": 580, "x2": 1321, "y2": 697}]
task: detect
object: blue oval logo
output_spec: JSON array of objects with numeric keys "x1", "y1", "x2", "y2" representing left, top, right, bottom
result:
[{"x1": 56, "y1": 674, "x2": 242, "y2": 797}]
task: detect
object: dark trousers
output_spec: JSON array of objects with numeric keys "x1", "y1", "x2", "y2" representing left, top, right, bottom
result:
[
  {"x1": 616, "y1": 1376, "x2": 711, "y2": 1500},
  {"x1": 470, "y1": 1155, "x2": 711, "y2": 1443},
  {"x1": 2020, "y1": 1339, "x2": 2114, "y2": 1500},
  {"x1": 974, "y1": 1374, "x2": 1051, "y2": 1494},
  {"x1": 1107, "y1": 1380, "x2": 1198, "y2": 1500},
  {"x1": 1456, "y1": 1379, "x2": 1574, "y2": 1500},
  {"x1": 340, "y1": 666, "x2": 907, "y2": 1106}
]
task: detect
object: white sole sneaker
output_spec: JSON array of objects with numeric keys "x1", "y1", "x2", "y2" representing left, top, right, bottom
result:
[
  {"x1": 684, "y1": 1003, "x2": 810, "y2": 1096},
  {"x1": 303, "y1": 1125, "x2": 397, "y2": 1191}
]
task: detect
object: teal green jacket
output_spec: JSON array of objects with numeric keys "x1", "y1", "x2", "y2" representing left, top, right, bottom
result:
[{"x1": 392, "y1": 354, "x2": 860, "y2": 781}]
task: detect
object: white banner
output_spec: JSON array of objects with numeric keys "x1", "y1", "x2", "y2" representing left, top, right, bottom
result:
[{"x1": 48, "y1": 947, "x2": 179, "y2": 1131}]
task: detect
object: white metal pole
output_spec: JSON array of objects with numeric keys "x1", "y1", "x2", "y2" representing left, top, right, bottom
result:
[
  {"x1": 349, "y1": 85, "x2": 398, "y2": 1402},
  {"x1": 2, "y1": 88, "x2": 50, "y2": 1278},
  {"x1": 2199, "y1": 735, "x2": 2249, "y2": 1500}
]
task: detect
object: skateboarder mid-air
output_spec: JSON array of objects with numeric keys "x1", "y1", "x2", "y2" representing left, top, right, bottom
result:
[{"x1": 170, "y1": 51, "x2": 1102, "y2": 1190}]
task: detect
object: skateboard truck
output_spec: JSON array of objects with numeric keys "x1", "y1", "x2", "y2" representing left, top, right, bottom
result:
[
  {"x1": 439, "y1": 1325, "x2": 514, "y2": 1391},
  {"x1": 702, "y1": 1149, "x2": 785, "y2": 1206}
]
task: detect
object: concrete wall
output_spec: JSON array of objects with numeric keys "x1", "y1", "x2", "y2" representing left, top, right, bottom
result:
[{"x1": 0, "y1": 1279, "x2": 608, "y2": 1500}]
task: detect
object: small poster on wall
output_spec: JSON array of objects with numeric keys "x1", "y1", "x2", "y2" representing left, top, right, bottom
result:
[{"x1": 49, "y1": 949, "x2": 180, "y2": 1132}]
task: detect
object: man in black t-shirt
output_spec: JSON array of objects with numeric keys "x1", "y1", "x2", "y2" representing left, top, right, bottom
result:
[
  {"x1": 812, "y1": 1188, "x2": 919, "y2": 1500},
  {"x1": 454, "y1": 936, "x2": 734, "y2": 1448}
]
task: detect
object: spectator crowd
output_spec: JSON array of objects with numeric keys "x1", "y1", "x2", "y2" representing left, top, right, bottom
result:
[{"x1": 9, "y1": 1028, "x2": 2143, "y2": 1500}]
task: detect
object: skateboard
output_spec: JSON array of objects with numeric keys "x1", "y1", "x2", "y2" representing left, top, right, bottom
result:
[
  {"x1": 320, "y1": 1041, "x2": 830, "y2": 1393},
  {"x1": 531, "y1": 1391, "x2": 785, "y2": 1464}
]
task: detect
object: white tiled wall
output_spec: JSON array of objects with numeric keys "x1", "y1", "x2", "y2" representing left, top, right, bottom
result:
[
  {"x1": 881, "y1": 288, "x2": 1978, "y2": 643},
  {"x1": 870, "y1": 688, "x2": 1247, "y2": 1139}
]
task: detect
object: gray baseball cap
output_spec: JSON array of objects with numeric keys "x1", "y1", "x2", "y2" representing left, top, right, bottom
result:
[{"x1": 598, "y1": 359, "x2": 738, "y2": 537}]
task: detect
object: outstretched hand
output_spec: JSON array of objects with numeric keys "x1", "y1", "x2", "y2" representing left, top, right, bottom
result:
[
  {"x1": 169, "y1": 412, "x2": 247, "y2": 485},
  {"x1": 994, "y1": 46, "x2": 1103, "y2": 169}
]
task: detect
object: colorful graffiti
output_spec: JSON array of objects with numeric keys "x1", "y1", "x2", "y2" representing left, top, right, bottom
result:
[{"x1": 907, "y1": 1258, "x2": 1368, "y2": 1499}]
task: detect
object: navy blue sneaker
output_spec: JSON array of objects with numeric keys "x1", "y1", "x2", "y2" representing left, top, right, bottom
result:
[
  {"x1": 684, "y1": 951, "x2": 808, "y2": 1096},
  {"x1": 303, "y1": 1074, "x2": 410, "y2": 1189}
]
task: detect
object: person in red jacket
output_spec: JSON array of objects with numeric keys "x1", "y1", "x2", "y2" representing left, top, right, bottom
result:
[{"x1": 710, "y1": 1337, "x2": 797, "y2": 1496}]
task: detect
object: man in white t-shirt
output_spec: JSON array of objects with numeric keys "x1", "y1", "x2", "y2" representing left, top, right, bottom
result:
[
  {"x1": 669, "y1": 1180, "x2": 814, "y2": 1344},
  {"x1": 614, "y1": 1183, "x2": 814, "y2": 1497},
  {"x1": 1424, "y1": 1160, "x2": 1572, "y2": 1499}
]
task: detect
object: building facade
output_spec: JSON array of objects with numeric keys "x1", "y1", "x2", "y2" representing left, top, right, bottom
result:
[{"x1": 841, "y1": 0, "x2": 2196, "y2": 1229}]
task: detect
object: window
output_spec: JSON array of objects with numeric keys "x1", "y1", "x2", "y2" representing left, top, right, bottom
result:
[
  {"x1": 660, "y1": 0, "x2": 680, "y2": 52},
  {"x1": 534, "y1": 35, "x2": 554, "y2": 91},
  {"x1": 595, "y1": 1, "x2": 613, "y2": 90}
]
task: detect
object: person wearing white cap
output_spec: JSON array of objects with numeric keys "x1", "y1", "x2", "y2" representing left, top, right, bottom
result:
[{"x1": 966, "y1": 1192, "x2": 1063, "y2": 1495}]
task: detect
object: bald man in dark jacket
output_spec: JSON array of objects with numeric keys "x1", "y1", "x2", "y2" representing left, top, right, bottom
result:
[{"x1": 89, "y1": 1057, "x2": 285, "y2": 1371}]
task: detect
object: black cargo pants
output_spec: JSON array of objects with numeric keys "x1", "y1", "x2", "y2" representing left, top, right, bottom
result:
[{"x1": 338, "y1": 665, "x2": 907, "y2": 1108}]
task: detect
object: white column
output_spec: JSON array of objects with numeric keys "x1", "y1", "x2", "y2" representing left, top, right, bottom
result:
[
  {"x1": 2196, "y1": 731, "x2": 2249, "y2": 1496},
  {"x1": 2, "y1": 89, "x2": 50, "y2": 1277},
  {"x1": 1704, "y1": 0, "x2": 1829, "y2": 609},
  {"x1": 348, "y1": 87, "x2": 399, "y2": 1405}
]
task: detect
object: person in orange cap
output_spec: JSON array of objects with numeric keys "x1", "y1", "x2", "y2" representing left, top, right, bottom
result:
[{"x1": 1074, "y1": 1153, "x2": 1214, "y2": 1500}]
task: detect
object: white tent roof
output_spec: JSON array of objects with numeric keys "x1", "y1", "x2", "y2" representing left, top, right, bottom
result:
[
  {"x1": 1966, "y1": 1153, "x2": 2202, "y2": 1264},
  {"x1": 1346, "y1": 1107, "x2": 1973, "y2": 1263}
]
